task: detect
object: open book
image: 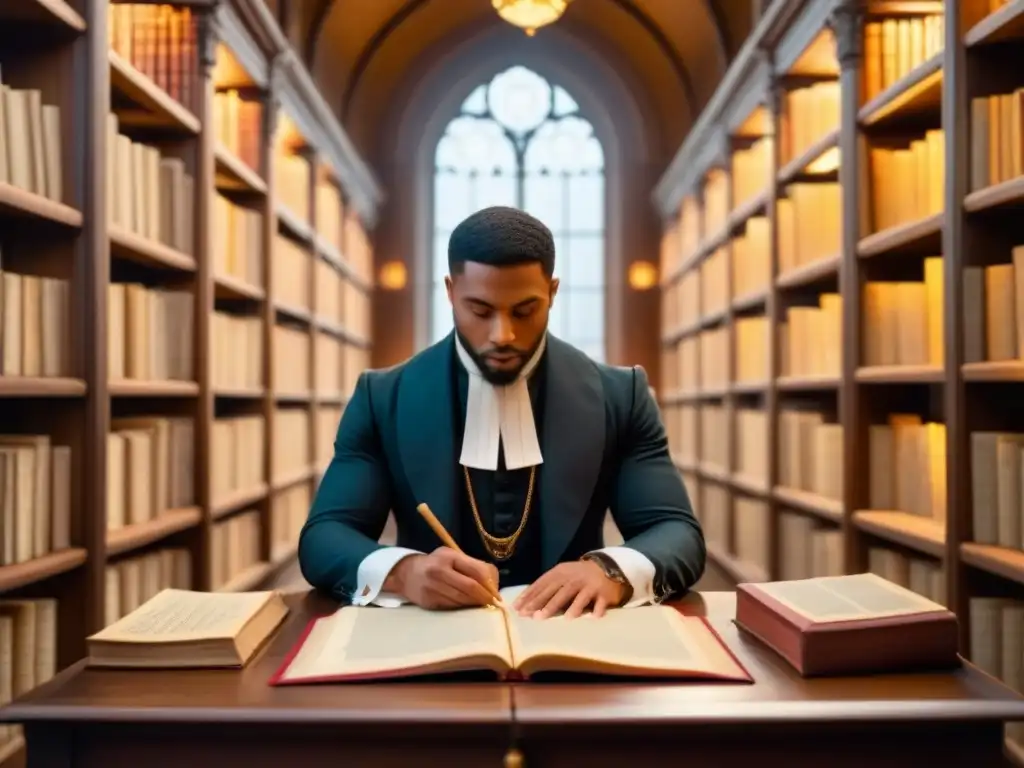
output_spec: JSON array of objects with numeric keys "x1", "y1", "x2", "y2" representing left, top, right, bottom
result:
[
  {"x1": 270, "y1": 587, "x2": 750, "y2": 684},
  {"x1": 87, "y1": 589, "x2": 289, "y2": 669},
  {"x1": 735, "y1": 573, "x2": 960, "y2": 676}
]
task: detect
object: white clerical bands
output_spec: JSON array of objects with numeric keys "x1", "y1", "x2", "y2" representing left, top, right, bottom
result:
[{"x1": 454, "y1": 335, "x2": 546, "y2": 471}]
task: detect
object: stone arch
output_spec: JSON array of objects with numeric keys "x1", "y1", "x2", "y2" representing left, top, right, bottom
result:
[{"x1": 372, "y1": 23, "x2": 661, "y2": 369}]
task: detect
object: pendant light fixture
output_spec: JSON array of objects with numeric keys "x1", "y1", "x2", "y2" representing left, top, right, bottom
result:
[{"x1": 491, "y1": 0, "x2": 572, "y2": 36}]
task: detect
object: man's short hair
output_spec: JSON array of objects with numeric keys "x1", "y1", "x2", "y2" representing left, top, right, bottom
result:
[{"x1": 448, "y1": 206, "x2": 555, "y2": 277}]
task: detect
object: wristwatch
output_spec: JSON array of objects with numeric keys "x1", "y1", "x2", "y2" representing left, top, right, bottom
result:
[{"x1": 581, "y1": 552, "x2": 633, "y2": 607}]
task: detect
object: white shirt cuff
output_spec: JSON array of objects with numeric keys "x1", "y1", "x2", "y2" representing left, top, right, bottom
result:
[
  {"x1": 593, "y1": 546, "x2": 657, "y2": 608},
  {"x1": 353, "y1": 547, "x2": 422, "y2": 607}
]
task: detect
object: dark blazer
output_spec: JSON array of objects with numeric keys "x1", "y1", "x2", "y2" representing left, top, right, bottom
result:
[{"x1": 298, "y1": 333, "x2": 706, "y2": 603}]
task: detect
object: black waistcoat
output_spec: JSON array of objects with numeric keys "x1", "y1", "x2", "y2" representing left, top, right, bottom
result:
[{"x1": 453, "y1": 359, "x2": 545, "y2": 588}]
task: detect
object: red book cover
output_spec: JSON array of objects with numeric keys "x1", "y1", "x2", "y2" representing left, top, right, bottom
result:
[{"x1": 735, "y1": 573, "x2": 960, "y2": 677}]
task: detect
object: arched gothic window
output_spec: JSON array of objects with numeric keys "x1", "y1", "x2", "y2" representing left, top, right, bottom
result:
[{"x1": 430, "y1": 65, "x2": 606, "y2": 361}]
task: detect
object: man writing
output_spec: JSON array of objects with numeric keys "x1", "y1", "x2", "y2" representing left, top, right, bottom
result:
[{"x1": 299, "y1": 206, "x2": 704, "y2": 618}]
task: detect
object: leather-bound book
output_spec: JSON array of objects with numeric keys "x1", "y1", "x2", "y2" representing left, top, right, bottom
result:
[
  {"x1": 87, "y1": 589, "x2": 288, "y2": 669},
  {"x1": 735, "y1": 573, "x2": 960, "y2": 677}
]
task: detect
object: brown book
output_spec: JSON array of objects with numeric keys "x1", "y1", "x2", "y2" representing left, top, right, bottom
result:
[
  {"x1": 272, "y1": 588, "x2": 752, "y2": 685},
  {"x1": 985, "y1": 263, "x2": 1017, "y2": 360},
  {"x1": 963, "y1": 266, "x2": 986, "y2": 363},
  {"x1": 49, "y1": 446, "x2": 71, "y2": 550},
  {"x1": 971, "y1": 97, "x2": 990, "y2": 191},
  {"x1": 87, "y1": 589, "x2": 288, "y2": 669},
  {"x1": 735, "y1": 573, "x2": 960, "y2": 677},
  {"x1": 863, "y1": 22, "x2": 882, "y2": 102}
]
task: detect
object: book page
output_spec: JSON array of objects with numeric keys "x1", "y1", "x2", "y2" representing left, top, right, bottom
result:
[
  {"x1": 753, "y1": 573, "x2": 946, "y2": 623},
  {"x1": 278, "y1": 604, "x2": 510, "y2": 682},
  {"x1": 498, "y1": 585, "x2": 527, "y2": 604},
  {"x1": 89, "y1": 589, "x2": 274, "y2": 643},
  {"x1": 508, "y1": 605, "x2": 746, "y2": 679}
]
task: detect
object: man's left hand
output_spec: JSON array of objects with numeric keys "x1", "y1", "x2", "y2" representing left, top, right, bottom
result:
[{"x1": 512, "y1": 560, "x2": 625, "y2": 619}]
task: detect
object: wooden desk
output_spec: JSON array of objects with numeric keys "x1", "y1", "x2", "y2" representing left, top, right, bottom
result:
[
  {"x1": 4, "y1": 591, "x2": 1024, "y2": 768},
  {"x1": 513, "y1": 592, "x2": 1024, "y2": 767},
  {"x1": 2, "y1": 591, "x2": 512, "y2": 768}
]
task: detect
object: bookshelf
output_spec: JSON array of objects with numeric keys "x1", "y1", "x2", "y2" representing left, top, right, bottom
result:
[
  {"x1": 0, "y1": 0, "x2": 381, "y2": 762},
  {"x1": 655, "y1": 0, "x2": 1024, "y2": 758}
]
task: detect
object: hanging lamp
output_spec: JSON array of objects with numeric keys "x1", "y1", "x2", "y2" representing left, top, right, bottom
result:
[{"x1": 491, "y1": 0, "x2": 572, "y2": 36}]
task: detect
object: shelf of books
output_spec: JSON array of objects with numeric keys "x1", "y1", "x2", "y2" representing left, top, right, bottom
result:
[
  {"x1": 656, "y1": 0, "x2": 1024, "y2": 759},
  {"x1": 0, "y1": 0, "x2": 380, "y2": 762}
]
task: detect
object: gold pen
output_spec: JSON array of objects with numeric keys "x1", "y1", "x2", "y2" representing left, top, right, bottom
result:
[{"x1": 416, "y1": 502, "x2": 504, "y2": 608}]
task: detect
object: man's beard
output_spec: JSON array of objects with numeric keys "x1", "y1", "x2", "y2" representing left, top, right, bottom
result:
[{"x1": 455, "y1": 325, "x2": 546, "y2": 386}]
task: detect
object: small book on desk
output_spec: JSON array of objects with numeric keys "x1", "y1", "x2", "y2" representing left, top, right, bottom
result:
[
  {"x1": 87, "y1": 589, "x2": 289, "y2": 669},
  {"x1": 270, "y1": 587, "x2": 750, "y2": 684},
  {"x1": 735, "y1": 573, "x2": 960, "y2": 677}
]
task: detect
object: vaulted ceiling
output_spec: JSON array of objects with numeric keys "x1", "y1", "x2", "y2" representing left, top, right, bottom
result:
[{"x1": 265, "y1": 0, "x2": 754, "y2": 170}]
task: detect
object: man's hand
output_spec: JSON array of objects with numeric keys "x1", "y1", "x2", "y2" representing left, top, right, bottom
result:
[
  {"x1": 386, "y1": 547, "x2": 499, "y2": 610},
  {"x1": 513, "y1": 560, "x2": 625, "y2": 619}
]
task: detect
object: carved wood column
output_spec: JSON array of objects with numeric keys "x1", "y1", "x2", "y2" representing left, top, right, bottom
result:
[
  {"x1": 940, "y1": 0, "x2": 968, "y2": 652},
  {"x1": 195, "y1": 8, "x2": 220, "y2": 591},
  {"x1": 79, "y1": 0, "x2": 112, "y2": 650},
  {"x1": 261, "y1": 62, "x2": 282, "y2": 565},
  {"x1": 828, "y1": 0, "x2": 865, "y2": 576},
  {"x1": 764, "y1": 51, "x2": 782, "y2": 581}
]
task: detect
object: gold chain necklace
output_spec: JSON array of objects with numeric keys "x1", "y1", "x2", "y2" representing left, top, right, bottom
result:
[{"x1": 463, "y1": 465, "x2": 536, "y2": 561}]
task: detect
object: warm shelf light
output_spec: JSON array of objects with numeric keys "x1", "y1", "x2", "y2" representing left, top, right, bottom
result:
[
  {"x1": 806, "y1": 145, "x2": 840, "y2": 175},
  {"x1": 628, "y1": 261, "x2": 658, "y2": 291},
  {"x1": 492, "y1": 0, "x2": 572, "y2": 36},
  {"x1": 378, "y1": 260, "x2": 407, "y2": 291}
]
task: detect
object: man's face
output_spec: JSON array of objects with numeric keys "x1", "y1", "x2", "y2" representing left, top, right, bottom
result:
[{"x1": 446, "y1": 261, "x2": 558, "y2": 385}]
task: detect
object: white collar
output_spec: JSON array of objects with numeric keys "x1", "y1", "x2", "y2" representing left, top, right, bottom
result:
[{"x1": 454, "y1": 334, "x2": 546, "y2": 471}]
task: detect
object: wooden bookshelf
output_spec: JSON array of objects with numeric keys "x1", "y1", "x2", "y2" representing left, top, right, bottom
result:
[
  {"x1": 0, "y1": 0, "x2": 381, "y2": 763},
  {"x1": 654, "y1": 0, "x2": 1024, "y2": 759}
]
